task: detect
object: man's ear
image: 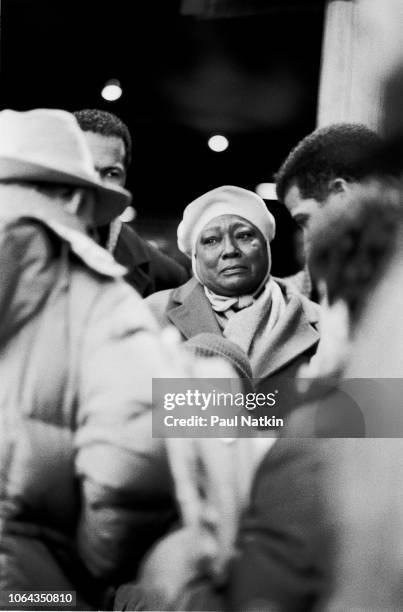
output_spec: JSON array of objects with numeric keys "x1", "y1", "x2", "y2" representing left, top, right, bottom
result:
[{"x1": 328, "y1": 177, "x2": 349, "y2": 194}]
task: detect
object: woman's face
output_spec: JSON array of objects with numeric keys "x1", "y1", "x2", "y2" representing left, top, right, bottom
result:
[{"x1": 195, "y1": 214, "x2": 269, "y2": 296}]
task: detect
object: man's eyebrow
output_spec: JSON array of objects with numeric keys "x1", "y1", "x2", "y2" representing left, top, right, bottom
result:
[{"x1": 97, "y1": 164, "x2": 125, "y2": 171}]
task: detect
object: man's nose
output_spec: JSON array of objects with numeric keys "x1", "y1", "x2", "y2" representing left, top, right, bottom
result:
[{"x1": 222, "y1": 235, "x2": 241, "y2": 258}]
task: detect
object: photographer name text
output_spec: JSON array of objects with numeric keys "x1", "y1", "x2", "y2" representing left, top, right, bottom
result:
[{"x1": 163, "y1": 414, "x2": 283, "y2": 428}]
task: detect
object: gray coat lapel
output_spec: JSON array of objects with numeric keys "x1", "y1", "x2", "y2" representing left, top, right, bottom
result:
[
  {"x1": 256, "y1": 289, "x2": 320, "y2": 379},
  {"x1": 167, "y1": 278, "x2": 222, "y2": 339}
]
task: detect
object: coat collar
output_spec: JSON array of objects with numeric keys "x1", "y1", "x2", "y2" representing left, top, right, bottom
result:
[
  {"x1": 255, "y1": 279, "x2": 320, "y2": 378},
  {"x1": 113, "y1": 224, "x2": 154, "y2": 295},
  {"x1": 116, "y1": 224, "x2": 151, "y2": 266},
  {"x1": 167, "y1": 277, "x2": 222, "y2": 338},
  {"x1": 167, "y1": 277, "x2": 320, "y2": 378},
  {"x1": 0, "y1": 193, "x2": 126, "y2": 278}
]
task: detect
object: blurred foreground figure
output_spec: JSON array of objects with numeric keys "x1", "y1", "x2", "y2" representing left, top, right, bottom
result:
[
  {"x1": 114, "y1": 332, "x2": 274, "y2": 612},
  {"x1": 74, "y1": 109, "x2": 188, "y2": 296},
  {"x1": 0, "y1": 109, "x2": 182, "y2": 609},
  {"x1": 325, "y1": 236, "x2": 403, "y2": 612},
  {"x1": 323, "y1": 62, "x2": 403, "y2": 611},
  {"x1": 303, "y1": 180, "x2": 402, "y2": 382}
]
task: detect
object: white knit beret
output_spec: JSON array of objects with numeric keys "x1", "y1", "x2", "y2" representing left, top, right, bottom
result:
[{"x1": 177, "y1": 185, "x2": 276, "y2": 258}]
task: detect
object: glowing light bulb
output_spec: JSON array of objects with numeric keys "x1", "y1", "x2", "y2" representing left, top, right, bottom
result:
[
  {"x1": 208, "y1": 134, "x2": 229, "y2": 152},
  {"x1": 101, "y1": 79, "x2": 122, "y2": 102}
]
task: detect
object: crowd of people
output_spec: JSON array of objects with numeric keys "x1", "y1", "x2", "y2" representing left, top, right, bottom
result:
[{"x1": 1, "y1": 65, "x2": 403, "y2": 612}]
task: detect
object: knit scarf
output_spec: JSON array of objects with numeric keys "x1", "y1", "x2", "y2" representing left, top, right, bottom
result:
[
  {"x1": 219, "y1": 278, "x2": 286, "y2": 377},
  {"x1": 204, "y1": 285, "x2": 260, "y2": 315}
]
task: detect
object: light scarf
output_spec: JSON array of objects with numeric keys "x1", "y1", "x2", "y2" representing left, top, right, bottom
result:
[
  {"x1": 204, "y1": 285, "x2": 259, "y2": 315},
  {"x1": 221, "y1": 278, "x2": 286, "y2": 377}
]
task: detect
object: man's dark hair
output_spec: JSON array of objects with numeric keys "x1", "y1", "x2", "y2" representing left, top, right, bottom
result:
[
  {"x1": 308, "y1": 183, "x2": 402, "y2": 327},
  {"x1": 275, "y1": 123, "x2": 381, "y2": 204},
  {"x1": 74, "y1": 109, "x2": 132, "y2": 171}
]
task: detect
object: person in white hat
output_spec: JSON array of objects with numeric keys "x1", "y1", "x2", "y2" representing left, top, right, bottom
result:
[
  {"x1": 146, "y1": 185, "x2": 320, "y2": 391},
  {"x1": 0, "y1": 108, "x2": 186, "y2": 609}
]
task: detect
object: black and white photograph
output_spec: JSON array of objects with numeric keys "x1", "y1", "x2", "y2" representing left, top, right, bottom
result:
[{"x1": 1, "y1": 1, "x2": 403, "y2": 611}]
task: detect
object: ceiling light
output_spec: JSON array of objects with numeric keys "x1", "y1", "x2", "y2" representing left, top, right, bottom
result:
[
  {"x1": 101, "y1": 79, "x2": 122, "y2": 102},
  {"x1": 208, "y1": 134, "x2": 229, "y2": 152}
]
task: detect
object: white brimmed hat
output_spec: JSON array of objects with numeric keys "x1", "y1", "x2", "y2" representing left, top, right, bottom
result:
[
  {"x1": 177, "y1": 185, "x2": 276, "y2": 258},
  {"x1": 0, "y1": 108, "x2": 131, "y2": 225}
]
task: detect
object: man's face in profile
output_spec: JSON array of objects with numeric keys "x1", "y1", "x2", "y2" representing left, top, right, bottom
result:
[
  {"x1": 283, "y1": 181, "x2": 323, "y2": 257},
  {"x1": 83, "y1": 131, "x2": 127, "y2": 188}
]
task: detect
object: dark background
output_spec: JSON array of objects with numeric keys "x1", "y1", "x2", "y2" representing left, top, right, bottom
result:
[{"x1": 1, "y1": 0, "x2": 325, "y2": 275}]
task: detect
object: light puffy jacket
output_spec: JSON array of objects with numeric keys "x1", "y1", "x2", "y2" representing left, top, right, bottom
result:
[{"x1": 0, "y1": 208, "x2": 176, "y2": 609}]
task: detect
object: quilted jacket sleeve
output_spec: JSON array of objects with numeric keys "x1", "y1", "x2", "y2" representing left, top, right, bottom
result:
[{"x1": 74, "y1": 280, "x2": 177, "y2": 583}]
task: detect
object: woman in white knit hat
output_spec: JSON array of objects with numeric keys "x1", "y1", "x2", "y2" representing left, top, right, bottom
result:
[{"x1": 146, "y1": 185, "x2": 320, "y2": 390}]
